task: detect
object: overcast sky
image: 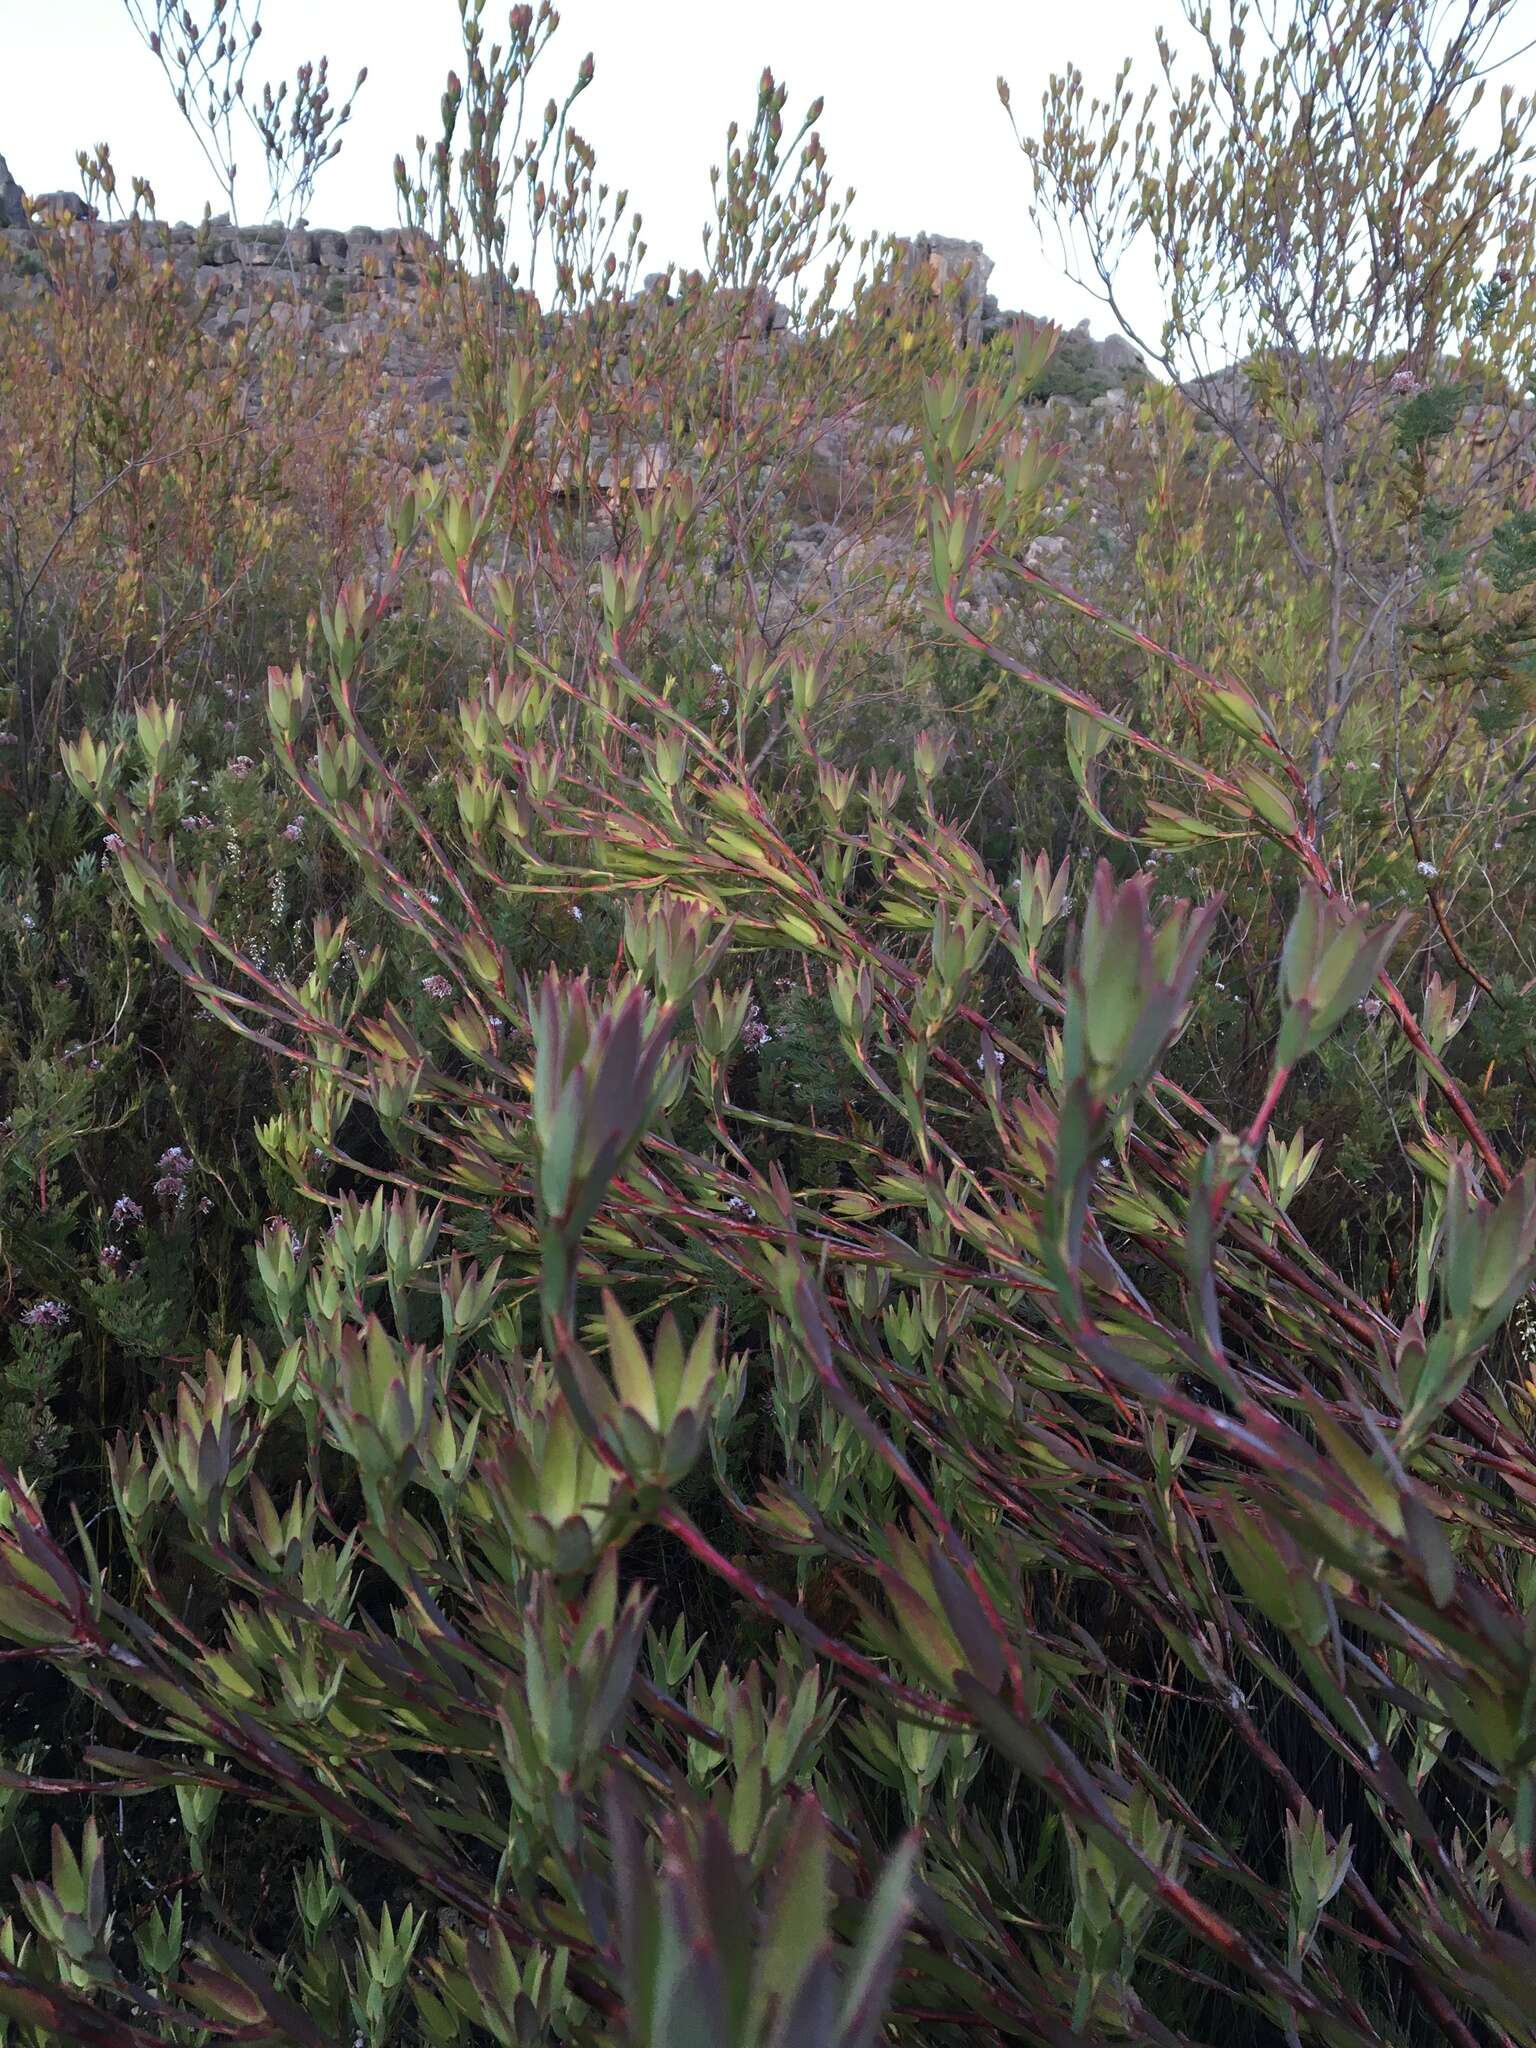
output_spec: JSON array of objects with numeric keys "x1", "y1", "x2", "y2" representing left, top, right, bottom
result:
[{"x1": 6, "y1": 0, "x2": 1536, "y2": 341}]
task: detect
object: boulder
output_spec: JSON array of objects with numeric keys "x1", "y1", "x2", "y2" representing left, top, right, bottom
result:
[
  {"x1": 1099, "y1": 334, "x2": 1145, "y2": 374},
  {"x1": 32, "y1": 191, "x2": 92, "y2": 221},
  {"x1": 194, "y1": 228, "x2": 241, "y2": 265},
  {"x1": 236, "y1": 225, "x2": 311, "y2": 266}
]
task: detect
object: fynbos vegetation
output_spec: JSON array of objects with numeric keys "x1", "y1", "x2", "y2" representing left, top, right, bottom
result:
[{"x1": 4, "y1": 2, "x2": 1536, "y2": 2043}]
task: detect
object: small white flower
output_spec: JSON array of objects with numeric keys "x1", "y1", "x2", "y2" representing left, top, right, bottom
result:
[{"x1": 1416, "y1": 860, "x2": 1439, "y2": 879}]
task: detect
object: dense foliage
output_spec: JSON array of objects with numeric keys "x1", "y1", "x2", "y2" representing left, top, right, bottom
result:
[{"x1": 4, "y1": 3, "x2": 1536, "y2": 2044}]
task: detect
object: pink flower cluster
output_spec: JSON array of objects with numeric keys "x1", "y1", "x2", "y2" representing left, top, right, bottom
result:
[
  {"x1": 154, "y1": 1145, "x2": 194, "y2": 1217},
  {"x1": 21, "y1": 1299, "x2": 71, "y2": 1330}
]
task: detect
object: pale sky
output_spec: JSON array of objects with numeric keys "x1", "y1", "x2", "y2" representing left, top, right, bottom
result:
[{"x1": 6, "y1": 1, "x2": 1536, "y2": 341}]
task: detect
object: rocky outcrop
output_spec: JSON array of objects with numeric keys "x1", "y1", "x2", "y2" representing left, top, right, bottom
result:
[
  {"x1": 889, "y1": 236, "x2": 1146, "y2": 394},
  {"x1": 1000, "y1": 317, "x2": 1147, "y2": 401},
  {"x1": 0, "y1": 215, "x2": 431, "y2": 344},
  {"x1": 1, "y1": 212, "x2": 1143, "y2": 385},
  {"x1": 0, "y1": 152, "x2": 91, "y2": 225},
  {"x1": 897, "y1": 233, "x2": 995, "y2": 349},
  {"x1": 641, "y1": 273, "x2": 792, "y2": 336},
  {"x1": 0, "y1": 213, "x2": 1153, "y2": 497},
  {"x1": 0, "y1": 155, "x2": 25, "y2": 230}
]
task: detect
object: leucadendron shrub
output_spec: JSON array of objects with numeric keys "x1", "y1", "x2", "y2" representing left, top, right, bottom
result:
[
  {"x1": 0, "y1": 80, "x2": 984, "y2": 1514},
  {"x1": 5, "y1": 324, "x2": 1534, "y2": 2048}
]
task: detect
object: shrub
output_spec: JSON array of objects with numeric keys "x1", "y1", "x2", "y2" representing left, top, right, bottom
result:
[
  {"x1": 3, "y1": 5, "x2": 1536, "y2": 2043},
  {"x1": 3, "y1": 326, "x2": 1532, "y2": 2047}
]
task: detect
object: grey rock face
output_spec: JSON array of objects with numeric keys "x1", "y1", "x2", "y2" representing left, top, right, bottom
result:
[
  {"x1": 897, "y1": 232, "x2": 995, "y2": 347},
  {"x1": 0, "y1": 155, "x2": 27, "y2": 228}
]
